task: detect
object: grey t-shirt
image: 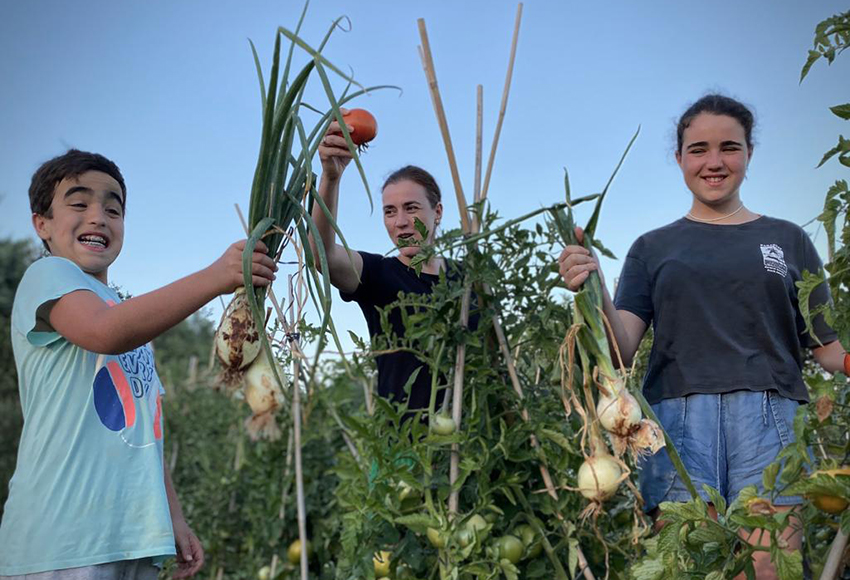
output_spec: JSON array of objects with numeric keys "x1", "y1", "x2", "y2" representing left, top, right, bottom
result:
[{"x1": 614, "y1": 216, "x2": 836, "y2": 404}]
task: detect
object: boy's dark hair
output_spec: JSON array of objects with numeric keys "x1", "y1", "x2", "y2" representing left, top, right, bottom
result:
[
  {"x1": 29, "y1": 149, "x2": 127, "y2": 217},
  {"x1": 29, "y1": 150, "x2": 127, "y2": 252},
  {"x1": 676, "y1": 94, "x2": 756, "y2": 153},
  {"x1": 382, "y1": 165, "x2": 441, "y2": 208}
]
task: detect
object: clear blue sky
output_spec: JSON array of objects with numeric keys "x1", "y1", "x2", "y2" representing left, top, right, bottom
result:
[{"x1": 1, "y1": 0, "x2": 847, "y2": 352}]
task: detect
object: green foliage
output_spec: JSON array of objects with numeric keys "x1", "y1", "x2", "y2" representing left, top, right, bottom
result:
[
  {"x1": 325, "y1": 203, "x2": 651, "y2": 580},
  {"x1": 160, "y1": 340, "x2": 365, "y2": 580},
  {"x1": 800, "y1": 10, "x2": 850, "y2": 83},
  {"x1": 800, "y1": 10, "x2": 850, "y2": 173}
]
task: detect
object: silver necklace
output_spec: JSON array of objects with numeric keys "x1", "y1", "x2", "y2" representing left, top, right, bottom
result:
[{"x1": 686, "y1": 204, "x2": 745, "y2": 223}]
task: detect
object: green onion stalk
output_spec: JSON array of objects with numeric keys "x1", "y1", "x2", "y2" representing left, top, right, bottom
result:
[{"x1": 214, "y1": 5, "x2": 398, "y2": 427}]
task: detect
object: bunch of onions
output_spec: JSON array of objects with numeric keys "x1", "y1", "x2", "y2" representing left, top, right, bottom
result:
[
  {"x1": 552, "y1": 203, "x2": 666, "y2": 459},
  {"x1": 242, "y1": 351, "x2": 286, "y2": 440},
  {"x1": 215, "y1": 288, "x2": 262, "y2": 389}
]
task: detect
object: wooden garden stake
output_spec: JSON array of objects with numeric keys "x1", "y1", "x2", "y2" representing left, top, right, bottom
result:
[
  {"x1": 417, "y1": 8, "x2": 594, "y2": 577},
  {"x1": 417, "y1": 19, "x2": 471, "y2": 233},
  {"x1": 821, "y1": 528, "x2": 848, "y2": 580},
  {"x1": 472, "y1": 84, "x2": 484, "y2": 233},
  {"x1": 289, "y1": 246, "x2": 309, "y2": 580},
  {"x1": 481, "y1": 3, "x2": 522, "y2": 203},
  {"x1": 235, "y1": 204, "x2": 309, "y2": 578},
  {"x1": 418, "y1": 17, "x2": 473, "y2": 518}
]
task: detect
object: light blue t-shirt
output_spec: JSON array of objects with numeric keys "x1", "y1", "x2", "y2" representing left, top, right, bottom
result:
[{"x1": 0, "y1": 257, "x2": 175, "y2": 575}]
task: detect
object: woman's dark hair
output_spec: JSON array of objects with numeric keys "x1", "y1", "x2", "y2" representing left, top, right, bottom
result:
[
  {"x1": 29, "y1": 149, "x2": 127, "y2": 217},
  {"x1": 676, "y1": 94, "x2": 756, "y2": 153},
  {"x1": 381, "y1": 165, "x2": 441, "y2": 208}
]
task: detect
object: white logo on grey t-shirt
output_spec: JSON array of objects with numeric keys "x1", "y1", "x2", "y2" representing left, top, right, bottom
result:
[{"x1": 760, "y1": 243, "x2": 788, "y2": 277}]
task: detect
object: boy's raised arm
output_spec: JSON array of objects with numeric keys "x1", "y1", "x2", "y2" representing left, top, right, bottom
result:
[{"x1": 47, "y1": 240, "x2": 276, "y2": 354}]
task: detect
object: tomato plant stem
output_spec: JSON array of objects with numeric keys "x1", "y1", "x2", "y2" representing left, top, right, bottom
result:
[{"x1": 515, "y1": 489, "x2": 571, "y2": 580}]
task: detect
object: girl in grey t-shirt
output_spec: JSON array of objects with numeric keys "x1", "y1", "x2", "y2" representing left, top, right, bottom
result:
[{"x1": 558, "y1": 94, "x2": 846, "y2": 580}]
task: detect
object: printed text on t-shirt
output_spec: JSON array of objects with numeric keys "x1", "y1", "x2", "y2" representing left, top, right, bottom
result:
[{"x1": 760, "y1": 244, "x2": 788, "y2": 277}]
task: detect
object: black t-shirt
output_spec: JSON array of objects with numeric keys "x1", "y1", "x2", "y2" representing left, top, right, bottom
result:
[
  {"x1": 614, "y1": 216, "x2": 836, "y2": 404},
  {"x1": 341, "y1": 251, "x2": 456, "y2": 411}
]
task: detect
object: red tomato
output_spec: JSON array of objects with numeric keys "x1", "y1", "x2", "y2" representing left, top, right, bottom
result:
[{"x1": 342, "y1": 109, "x2": 378, "y2": 145}]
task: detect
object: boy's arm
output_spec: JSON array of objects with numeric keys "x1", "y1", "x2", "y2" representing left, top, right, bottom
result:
[
  {"x1": 48, "y1": 240, "x2": 276, "y2": 354},
  {"x1": 164, "y1": 462, "x2": 204, "y2": 579}
]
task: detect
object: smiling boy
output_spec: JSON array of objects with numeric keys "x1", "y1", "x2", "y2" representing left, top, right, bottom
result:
[{"x1": 0, "y1": 150, "x2": 277, "y2": 579}]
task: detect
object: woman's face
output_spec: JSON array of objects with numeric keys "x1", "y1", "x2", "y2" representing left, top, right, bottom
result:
[
  {"x1": 676, "y1": 113, "x2": 752, "y2": 208},
  {"x1": 382, "y1": 179, "x2": 442, "y2": 259}
]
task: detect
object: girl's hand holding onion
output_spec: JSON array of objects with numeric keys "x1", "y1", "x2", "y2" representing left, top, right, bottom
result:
[
  {"x1": 558, "y1": 226, "x2": 604, "y2": 291},
  {"x1": 207, "y1": 239, "x2": 278, "y2": 294}
]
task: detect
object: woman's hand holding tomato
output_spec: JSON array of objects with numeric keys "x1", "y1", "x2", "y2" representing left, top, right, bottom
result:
[
  {"x1": 558, "y1": 226, "x2": 604, "y2": 291},
  {"x1": 318, "y1": 108, "x2": 354, "y2": 181},
  {"x1": 319, "y1": 108, "x2": 378, "y2": 182}
]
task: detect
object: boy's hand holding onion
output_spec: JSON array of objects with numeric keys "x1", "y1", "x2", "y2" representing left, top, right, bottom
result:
[{"x1": 206, "y1": 239, "x2": 277, "y2": 294}]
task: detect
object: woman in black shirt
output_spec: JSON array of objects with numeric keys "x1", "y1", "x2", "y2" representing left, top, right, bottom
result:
[{"x1": 310, "y1": 113, "x2": 449, "y2": 411}]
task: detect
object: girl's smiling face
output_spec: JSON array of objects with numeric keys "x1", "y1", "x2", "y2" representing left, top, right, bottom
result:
[
  {"x1": 32, "y1": 170, "x2": 125, "y2": 283},
  {"x1": 382, "y1": 179, "x2": 442, "y2": 262},
  {"x1": 676, "y1": 112, "x2": 752, "y2": 209}
]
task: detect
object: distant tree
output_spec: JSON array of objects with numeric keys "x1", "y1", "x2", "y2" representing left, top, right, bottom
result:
[{"x1": 0, "y1": 237, "x2": 39, "y2": 516}]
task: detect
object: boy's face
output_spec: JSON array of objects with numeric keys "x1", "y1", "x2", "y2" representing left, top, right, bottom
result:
[{"x1": 32, "y1": 170, "x2": 125, "y2": 284}]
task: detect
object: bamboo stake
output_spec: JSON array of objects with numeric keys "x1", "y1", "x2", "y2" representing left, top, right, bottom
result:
[
  {"x1": 448, "y1": 84, "x2": 488, "y2": 514},
  {"x1": 418, "y1": 17, "x2": 472, "y2": 518},
  {"x1": 234, "y1": 204, "x2": 309, "y2": 579},
  {"x1": 289, "y1": 244, "x2": 309, "y2": 580},
  {"x1": 448, "y1": 288, "x2": 471, "y2": 515},
  {"x1": 480, "y1": 3, "x2": 523, "y2": 202},
  {"x1": 475, "y1": 86, "x2": 483, "y2": 203},
  {"x1": 820, "y1": 528, "x2": 848, "y2": 580},
  {"x1": 417, "y1": 19, "x2": 470, "y2": 233},
  {"x1": 472, "y1": 85, "x2": 484, "y2": 233},
  {"x1": 417, "y1": 8, "x2": 593, "y2": 577},
  {"x1": 449, "y1": 83, "x2": 488, "y2": 514}
]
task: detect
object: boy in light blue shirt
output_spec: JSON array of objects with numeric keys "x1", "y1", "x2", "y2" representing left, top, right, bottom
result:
[{"x1": 0, "y1": 150, "x2": 277, "y2": 579}]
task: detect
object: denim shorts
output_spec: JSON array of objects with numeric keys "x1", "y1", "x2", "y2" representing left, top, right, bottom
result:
[
  {"x1": 0, "y1": 559, "x2": 159, "y2": 580},
  {"x1": 638, "y1": 389, "x2": 803, "y2": 513}
]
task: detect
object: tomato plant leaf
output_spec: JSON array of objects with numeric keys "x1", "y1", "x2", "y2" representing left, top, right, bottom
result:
[
  {"x1": 772, "y1": 546, "x2": 803, "y2": 580},
  {"x1": 704, "y1": 485, "x2": 727, "y2": 518},
  {"x1": 762, "y1": 461, "x2": 780, "y2": 493},
  {"x1": 831, "y1": 103, "x2": 850, "y2": 120}
]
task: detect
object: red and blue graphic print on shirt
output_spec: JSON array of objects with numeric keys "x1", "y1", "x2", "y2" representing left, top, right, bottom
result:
[{"x1": 92, "y1": 343, "x2": 163, "y2": 447}]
